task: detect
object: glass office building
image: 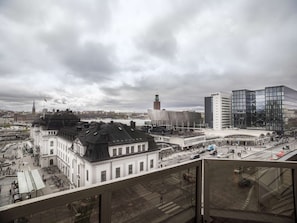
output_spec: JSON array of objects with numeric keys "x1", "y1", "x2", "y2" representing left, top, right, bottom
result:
[
  {"x1": 265, "y1": 86, "x2": 297, "y2": 133},
  {"x1": 232, "y1": 90, "x2": 255, "y2": 129},
  {"x1": 204, "y1": 96, "x2": 213, "y2": 128},
  {"x1": 255, "y1": 89, "x2": 266, "y2": 127},
  {"x1": 232, "y1": 85, "x2": 297, "y2": 134}
]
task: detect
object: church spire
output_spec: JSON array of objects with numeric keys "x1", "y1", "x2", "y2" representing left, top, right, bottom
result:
[{"x1": 32, "y1": 100, "x2": 36, "y2": 114}]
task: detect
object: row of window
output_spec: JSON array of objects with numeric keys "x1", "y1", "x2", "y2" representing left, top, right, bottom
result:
[
  {"x1": 48, "y1": 131, "x2": 56, "y2": 135},
  {"x1": 100, "y1": 160, "x2": 154, "y2": 182},
  {"x1": 112, "y1": 144, "x2": 146, "y2": 157}
]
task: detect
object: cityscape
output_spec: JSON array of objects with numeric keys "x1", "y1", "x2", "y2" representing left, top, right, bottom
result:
[
  {"x1": 1, "y1": 84, "x2": 297, "y2": 223},
  {"x1": 1, "y1": 1, "x2": 297, "y2": 223}
]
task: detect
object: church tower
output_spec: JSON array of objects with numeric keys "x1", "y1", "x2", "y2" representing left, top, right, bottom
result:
[
  {"x1": 32, "y1": 100, "x2": 36, "y2": 114},
  {"x1": 153, "y1": 94, "x2": 161, "y2": 110}
]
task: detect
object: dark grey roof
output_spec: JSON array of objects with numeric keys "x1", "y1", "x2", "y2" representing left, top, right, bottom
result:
[
  {"x1": 79, "y1": 121, "x2": 158, "y2": 162},
  {"x1": 32, "y1": 110, "x2": 80, "y2": 130}
]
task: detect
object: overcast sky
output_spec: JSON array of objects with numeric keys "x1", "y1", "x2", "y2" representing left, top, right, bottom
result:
[{"x1": 0, "y1": 0, "x2": 296, "y2": 112}]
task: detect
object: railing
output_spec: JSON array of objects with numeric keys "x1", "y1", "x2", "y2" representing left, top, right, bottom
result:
[{"x1": 0, "y1": 159, "x2": 296, "y2": 223}]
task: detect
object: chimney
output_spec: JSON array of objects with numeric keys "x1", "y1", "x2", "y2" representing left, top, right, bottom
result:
[{"x1": 130, "y1": 121, "x2": 136, "y2": 129}]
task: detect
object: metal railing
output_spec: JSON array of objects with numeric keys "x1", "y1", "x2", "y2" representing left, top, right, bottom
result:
[{"x1": 0, "y1": 159, "x2": 296, "y2": 223}]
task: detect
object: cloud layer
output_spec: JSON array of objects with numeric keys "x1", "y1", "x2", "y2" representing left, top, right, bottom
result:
[{"x1": 0, "y1": 0, "x2": 296, "y2": 112}]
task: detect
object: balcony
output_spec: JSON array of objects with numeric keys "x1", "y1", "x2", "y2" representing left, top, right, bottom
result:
[{"x1": 0, "y1": 159, "x2": 296, "y2": 223}]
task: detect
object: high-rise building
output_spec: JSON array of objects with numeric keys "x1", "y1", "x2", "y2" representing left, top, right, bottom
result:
[
  {"x1": 153, "y1": 94, "x2": 161, "y2": 110},
  {"x1": 204, "y1": 97, "x2": 213, "y2": 128},
  {"x1": 232, "y1": 90, "x2": 256, "y2": 129},
  {"x1": 232, "y1": 85, "x2": 297, "y2": 134},
  {"x1": 265, "y1": 86, "x2": 297, "y2": 133},
  {"x1": 204, "y1": 92, "x2": 231, "y2": 130}
]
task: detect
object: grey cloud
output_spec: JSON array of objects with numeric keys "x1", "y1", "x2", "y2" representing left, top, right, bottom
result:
[
  {"x1": 40, "y1": 25, "x2": 117, "y2": 82},
  {"x1": 136, "y1": 0, "x2": 203, "y2": 60}
]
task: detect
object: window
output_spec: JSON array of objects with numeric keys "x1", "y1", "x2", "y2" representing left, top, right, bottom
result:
[
  {"x1": 86, "y1": 170, "x2": 89, "y2": 181},
  {"x1": 138, "y1": 145, "x2": 141, "y2": 152},
  {"x1": 140, "y1": 162, "x2": 144, "y2": 171},
  {"x1": 50, "y1": 149, "x2": 53, "y2": 155},
  {"x1": 50, "y1": 141, "x2": 54, "y2": 147},
  {"x1": 131, "y1": 146, "x2": 134, "y2": 153},
  {"x1": 142, "y1": 144, "x2": 145, "y2": 151},
  {"x1": 126, "y1": 147, "x2": 129, "y2": 154},
  {"x1": 113, "y1": 148, "x2": 117, "y2": 156},
  {"x1": 116, "y1": 167, "x2": 120, "y2": 178},
  {"x1": 128, "y1": 164, "x2": 133, "y2": 175},
  {"x1": 78, "y1": 165, "x2": 80, "y2": 174},
  {"x1": 118, "y1": 148, "x2": 122, "y2": 156},
  {"x1": 101, "y1": 170, "x2": 106, "y2": 182},
  {"x1": 150, "y1": 159, "x2": 154, "y2": 168}
]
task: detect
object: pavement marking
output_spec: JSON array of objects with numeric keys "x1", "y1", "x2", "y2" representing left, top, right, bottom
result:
[
  {"x1": 157, "y1": 201, "x2": 173, "y2": 208},
  {"x1": 161, "y1": 203, "x2": 177, "y2": 211},
  {"x1": 157, "y1": 201, "x2": 180, "y2": 215},
  {"x1": 165, "y1": 205, "x2": 180, "y2": 214}
]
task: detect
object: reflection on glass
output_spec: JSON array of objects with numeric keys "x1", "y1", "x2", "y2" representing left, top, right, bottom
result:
[
  {"x1": 111, "y1": 168, "x2": 196, "y2": 223},
  {"x1": 208, "y1": 163, "x2": 294, "y2": 219},
  {"x1": 14, "y1": 195, "x2": 99, "y2": 223}
]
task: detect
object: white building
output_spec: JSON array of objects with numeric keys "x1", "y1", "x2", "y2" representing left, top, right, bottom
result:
[
  {"x1": 31, "y1": 111, "x2": 159, "y2": 188},
  {"x1": 208, "y1": 92, "x2": 232, "y2": 130}
]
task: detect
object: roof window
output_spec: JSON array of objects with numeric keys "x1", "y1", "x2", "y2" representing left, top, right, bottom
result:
[
  {"x1": 94, "y1": 132, "x2": 98, "y2": 136},
  {"x1": 118, "y1": 126, "x2": 122, "y2": 131}
]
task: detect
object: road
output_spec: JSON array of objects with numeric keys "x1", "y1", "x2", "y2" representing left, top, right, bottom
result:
[{"x1": 160, "y1": 137, "x2": 297, "y2": 167}]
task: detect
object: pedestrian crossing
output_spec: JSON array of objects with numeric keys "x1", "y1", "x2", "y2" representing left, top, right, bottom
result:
[{"x1": 156, "y1": 201, "x2": 180, "y2": 214}]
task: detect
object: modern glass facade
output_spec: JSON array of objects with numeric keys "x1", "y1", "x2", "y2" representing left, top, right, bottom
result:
[
  {"x1": 265, "y1": 86, "x2": 297, "y2": 133},
  {"x1": 232, "y1": 86, "x2": 297, "y2": 134},
  {"x1": 255, "y1": 89, "x2": 266, "y2": 127},
  {"x1": 204, "y1": 96, "x2": 213, "y2": 128},
  {"x1": 232, "y1": 90, "x2": 255, "y2": 129}
]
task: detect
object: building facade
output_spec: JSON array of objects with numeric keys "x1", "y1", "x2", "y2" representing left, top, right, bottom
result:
[
  {"x1": 205, "y1": 92, "x2": 231, "y2": 130},
  {"x1": 31, "y1": 111, "x2": 159, "y2": 187},
  {"x1": 232, "y1": 85, "x2": 297, "y2": 134},
  {"x1": 232, "y1": 89, "x2": 256, "y2": 129},
  {"x1": 153, "y1": 94, "x2": 161, "y2": 110}
]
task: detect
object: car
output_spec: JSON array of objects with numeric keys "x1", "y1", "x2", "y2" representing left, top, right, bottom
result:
[
  {"x1": 13, "y1": 194, "x2": 22, "y2": 203},
  {"x1": 283, "y1": 145, "x2": 290, "y2": 150},
  {"x1": 190, "y1": 154, "x2": 200, "y2": 159},
  {"x1": 276, "y1": 150, "x2": 285, "y2": 158},
  {"x1": 234, "y1": 168, "x2": 242, "y2": 174},
  {"x1": 199, "y1": 149, "x2": 206, "y2": 154},
  {"x1": 217, "y1": 153, "x2": 225, "y2": 158},
  {"x1": 207, "y1": 145, "x2": 216, "y2": 151},
  {"x1": 209, "y1": 150, "x2": 217, "y2": 155},
  {"x1": 238, "y1": 178, "x2": 252, "y2": 187}
]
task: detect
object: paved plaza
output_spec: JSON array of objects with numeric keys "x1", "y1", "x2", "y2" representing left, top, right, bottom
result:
[{"x1": 0, "y1": 141, "x2": 70, "y2": 207}]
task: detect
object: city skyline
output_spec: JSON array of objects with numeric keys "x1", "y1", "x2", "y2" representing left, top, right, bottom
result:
[{"x1": 0, "y1": 0, "x2": 297, "y2": 112}]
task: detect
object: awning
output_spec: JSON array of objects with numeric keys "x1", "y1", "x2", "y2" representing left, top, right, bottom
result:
[{"x1": 17, "y1": 169, "x2": 45, "y2": 194}]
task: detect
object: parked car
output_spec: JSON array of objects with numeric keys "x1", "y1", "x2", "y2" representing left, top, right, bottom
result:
[
  {"x1": 238, "y1": 178, "x2": 252, "y2": 188},
  {"x1": 217, "y1": 153, "x2": 225, "y2": 158},
  {"x1": 199, "y1": 149, "x2": 206, "y2": 154},
  {"x1": 209, "y1": 150, "x2": 217, "y2": 155},
  {"x1": 234, "y1": 168, "x2": 242, "y2": 174},
  {"x1": 190, "y1": 154, "x2": 200, "y2": 160},
  {"x1": 13, "y1": 194, "x2": 22, "y2": 203}
]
